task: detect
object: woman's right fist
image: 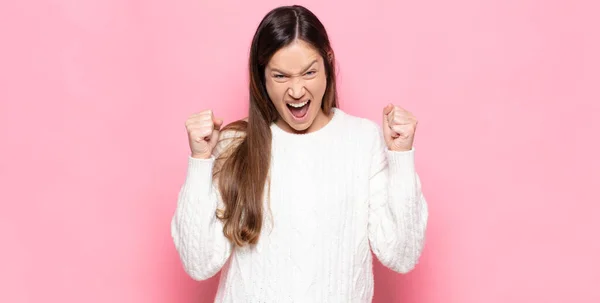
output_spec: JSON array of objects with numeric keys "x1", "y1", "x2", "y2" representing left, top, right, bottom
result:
[{"x1": 185, "y1": 110, "x2": 223, "y2": 159}]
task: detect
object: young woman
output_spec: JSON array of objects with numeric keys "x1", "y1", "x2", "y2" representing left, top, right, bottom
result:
[{"x1": 171, "y1": 5, "x2": 428, "y2": 302}]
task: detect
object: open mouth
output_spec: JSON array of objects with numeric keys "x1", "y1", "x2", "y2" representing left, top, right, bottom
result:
[{"x1": 286, "y1": 99, "x2": 311, "y2": 120}]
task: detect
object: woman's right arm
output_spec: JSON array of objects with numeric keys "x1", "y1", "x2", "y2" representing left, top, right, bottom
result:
[
  {"x1": 171, "y1": 111, "x2": 242, "y2": 281},
  {"x1": 170, "y1": 155, "x2": 232, "y2": 281}
]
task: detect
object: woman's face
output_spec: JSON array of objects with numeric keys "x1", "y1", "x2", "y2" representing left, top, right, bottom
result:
[{"x1": 265, "y1": 39, "x2": 329, "y2": 134}]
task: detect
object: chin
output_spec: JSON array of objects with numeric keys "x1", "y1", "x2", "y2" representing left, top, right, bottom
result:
[
  {"x1": 290, "y1": 120, "x2": 313, "y2": 131},
  {"x1": 282, "y1": 114, "x2": 314, "y2": 132}
]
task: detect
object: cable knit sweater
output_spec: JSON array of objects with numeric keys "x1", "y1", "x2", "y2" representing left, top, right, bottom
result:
[{"x1": 171, "y1": 108, "x2": 428, "y2": 302}]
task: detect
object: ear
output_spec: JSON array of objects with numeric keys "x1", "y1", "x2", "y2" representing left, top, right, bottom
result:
[{"x1": 326, "y1": 50, "x2": 334, "y2": 63}]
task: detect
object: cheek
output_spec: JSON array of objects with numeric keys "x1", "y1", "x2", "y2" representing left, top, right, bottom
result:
[
  {"x1": 308, "y1": 77, "x2": 327, "y2": 99},
  {"x1": 265, "y1": 81, "x2": 280, "y2": 103}
]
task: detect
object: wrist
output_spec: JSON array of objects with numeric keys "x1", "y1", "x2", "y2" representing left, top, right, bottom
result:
[
  {"x1": 191, "y1": 152, "x2": 212, "y2": 159},
  {"x1": 387, "y1": 147, "x2": 412, "y2": 152}
]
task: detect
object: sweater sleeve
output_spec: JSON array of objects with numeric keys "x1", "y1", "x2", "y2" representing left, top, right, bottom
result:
[
  {"x1": 170, "y1": 130, "x2": 241, "y2": 280},
  {"x1": 367, "y1": 126, "x2": 429, "y2": 274}
]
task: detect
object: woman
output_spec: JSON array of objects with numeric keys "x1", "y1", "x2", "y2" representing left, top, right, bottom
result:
[{"x1": 171, "y1": 5, "x2": 428, "y2": 302}]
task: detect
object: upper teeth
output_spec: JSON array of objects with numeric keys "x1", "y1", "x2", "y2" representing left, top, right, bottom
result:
[{"x1": 289, "y1": 100, "x2": 309, "y2": 108}]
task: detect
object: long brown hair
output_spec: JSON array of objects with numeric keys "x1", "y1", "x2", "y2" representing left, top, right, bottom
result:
[{"x1": 214, "y1": 5, "x2": 339, "y2": 246}]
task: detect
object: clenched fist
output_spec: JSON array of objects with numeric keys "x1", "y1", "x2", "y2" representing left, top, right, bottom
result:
[
  {"x1": 382, "y1": 103, "x2": 418, "y2": 152},
  {"x1": 185, "y1": 110, "x2": 224, "y2": 159}
]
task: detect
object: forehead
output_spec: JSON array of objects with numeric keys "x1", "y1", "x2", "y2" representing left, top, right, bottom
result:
[{"x1": 267, "y1": 40, "x2": 321, "y2": 72}]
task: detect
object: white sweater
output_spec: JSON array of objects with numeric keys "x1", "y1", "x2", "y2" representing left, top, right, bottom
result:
[{"x1": 171, "y1": 108, "x2": 428, "y2": 302}]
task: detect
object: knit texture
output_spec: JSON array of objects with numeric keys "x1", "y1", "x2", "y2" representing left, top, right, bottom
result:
[{"x1": 171, "y1": 108, "x2": 428, "y2": 302}]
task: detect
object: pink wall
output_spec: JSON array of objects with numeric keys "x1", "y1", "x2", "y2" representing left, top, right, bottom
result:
[{"x1": 1, "y1": 0, "x2": 598, "y2": 302}]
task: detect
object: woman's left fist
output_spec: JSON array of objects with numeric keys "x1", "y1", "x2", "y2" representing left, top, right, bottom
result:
[{"x1": 382, "y1": 103, "x2": 418, "y2": 152}]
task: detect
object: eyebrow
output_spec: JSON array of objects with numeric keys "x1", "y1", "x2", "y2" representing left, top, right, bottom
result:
[{"x1": 270, "y1": 59, "x2": 318, "y2": 75}]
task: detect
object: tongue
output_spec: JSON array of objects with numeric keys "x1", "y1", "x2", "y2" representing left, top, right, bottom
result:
[{"x1": 289, "y1": 103, "x2": 309, "y2": 118}]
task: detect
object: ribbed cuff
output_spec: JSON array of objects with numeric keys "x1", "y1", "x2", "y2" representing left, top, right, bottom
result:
[
  {"x1": 185, "y1": 155, "x2": 215, "y2": 195},
  {"x1": 386, "y1": 147, "x2": 416, "y2": 179}
]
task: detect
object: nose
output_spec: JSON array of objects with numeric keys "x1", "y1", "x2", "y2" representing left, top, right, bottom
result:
[{"x1": 287, "y1": 78, "x2": 306, "y2": 99}]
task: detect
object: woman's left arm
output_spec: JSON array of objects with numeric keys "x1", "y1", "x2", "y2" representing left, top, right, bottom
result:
[
  {"x1": 367, "y1": 104, "x2": 429, "y2": 273},
  {"x1": 368, "y1": 143, "x2": 429, "y2": 273}
]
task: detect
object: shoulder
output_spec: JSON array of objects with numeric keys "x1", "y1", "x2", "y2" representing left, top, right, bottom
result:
[
  {"x1": 335, "y1": 109, "x2": 383, "y2": 140},
  {"x1": 213, "y1": 119, "x2": 247, "y2": 158},
  {"x1": 334, "y1": 109, "x2": 386, "y2": 158},
  {"x1": 212, "y1": 119, "x2": 247, "y2": 175}
]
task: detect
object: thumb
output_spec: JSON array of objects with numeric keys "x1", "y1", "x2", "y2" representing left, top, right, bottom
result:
[
  {"x1": 209, "y1": 123, "x2": 221, "y2": 151},
  {"x1": 382, "y1": 103, "x2": 394, "y2": 125},
  {"x1": 214, "y1": 117, "x2": 224, "y2": 130}
]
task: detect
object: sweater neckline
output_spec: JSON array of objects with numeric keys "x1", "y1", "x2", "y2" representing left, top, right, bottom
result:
[{"x1": 271, "y1": 107, "x2": 342, "y2": 139}]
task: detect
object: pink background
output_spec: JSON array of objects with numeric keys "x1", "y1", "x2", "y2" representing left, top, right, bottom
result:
[{"x1": 1, "y1": 0, "x2": 599, "y2": 302}]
